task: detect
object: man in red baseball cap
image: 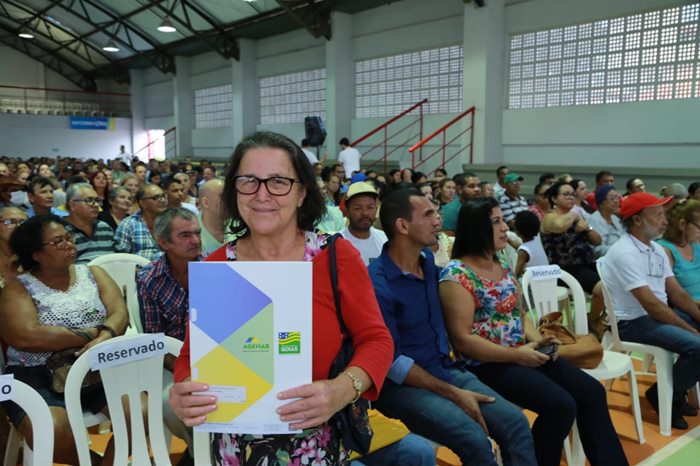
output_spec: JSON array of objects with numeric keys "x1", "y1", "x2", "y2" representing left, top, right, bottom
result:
[{"x1": 600, "y1": 192, "x2": 700, "y2": 430}]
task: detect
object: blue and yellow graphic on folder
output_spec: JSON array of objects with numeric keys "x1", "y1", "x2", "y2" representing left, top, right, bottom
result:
[{"x1": 189, "y1": 262, "x2": 312, "y2": 434}]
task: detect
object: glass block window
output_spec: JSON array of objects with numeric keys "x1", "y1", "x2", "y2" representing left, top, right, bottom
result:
[
  {"x1": 259, "y1": 69, "x2": 326, "y2": 124},
  {"x1": 355, "y1": 45, "x2": 463, "y2": 118},
  {"x1": 194, "y1": 84, "x2": 232, "y2": 128},
  {"x1": 508, "y1": 3, "x2": 700, "y2": 108}
]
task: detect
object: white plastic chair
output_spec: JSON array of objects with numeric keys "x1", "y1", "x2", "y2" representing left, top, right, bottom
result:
[
  {"x1": 597, "y1": 261, "x2": 676, "y2": 437},
  {"x1": 193, "y1": 430, "x2": 211, "y2": 465},
  {"x1": 2, "y1": 348, "x2": 107, "y2": 466},
  {"x1": 521, "y1": 271, "x2": 574, "y2": 332},
  {"x1": 64, "y1": 334, "x2": 183, "y2": 466},
  {"x1": 523, "y1": 265, "x2": 645, "y2": 465},
  {"x1": 89, "y1": 253, "x2": 151, "y2": 334},
  {"x1": 2, "y1": 379, "x2": 54, "y2": 466}
]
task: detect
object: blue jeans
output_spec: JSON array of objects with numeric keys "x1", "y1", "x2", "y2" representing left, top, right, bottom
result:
[
  {"x1": 618, "y1": 310, "x2": 700, "y2": 400},
  {"x1": 373, "y1": 368, "x2": 536, "y2": 466},
  {"x1": 351, "y1": 433, "x2": 435, "y2": 466}
]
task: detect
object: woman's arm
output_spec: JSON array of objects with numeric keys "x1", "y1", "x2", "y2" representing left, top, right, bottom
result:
[
  {"x1": 81, "y1": 265, "x2": 130, "y2": 352},
  {"x1": 0, "y1": 278, "x2": 99, "y2": 352},
  {"x1": 663, "y1": 246, "x2": 675, "y2": 269},
  {"x1": 335, "y1": 239, "x2": 394, "y2": 399},
  {"x1": 439, "y1": 280, "x2": 547, "y2": 367},
  {"x1": 540, "y1": 211, "x2": 578, "y2": 234},
  {"x1": 514, "y1": 249, "x2": 529, "y2": 278}
]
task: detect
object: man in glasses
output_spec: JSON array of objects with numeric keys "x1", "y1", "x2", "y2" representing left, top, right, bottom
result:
[
  {"x1": 62, "y1": 183, "x2": 115, "y2": 264},
  {"x1": 115, "y1": 183, "x2": 167, "y2": 260},
  {"x1": 600, "y1": 192, "x2": 700, "y2": 430}
]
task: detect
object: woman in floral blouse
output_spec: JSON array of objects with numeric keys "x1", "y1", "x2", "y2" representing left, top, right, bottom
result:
[{"x1": 438, "y1": 197, "x2": 627, "y2": 466}]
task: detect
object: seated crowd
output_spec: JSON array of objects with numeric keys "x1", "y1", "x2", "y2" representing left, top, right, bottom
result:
[{"x1": 0, "y1": 141, "x2": 699, "y2": 466}]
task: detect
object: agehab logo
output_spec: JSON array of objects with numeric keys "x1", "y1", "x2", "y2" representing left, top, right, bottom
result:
[
  {"x1": 278, "y1": 332, "x2": 301, "y2": 354},
  {"x1": 242, "y1": 336, "x2": 270, "y2": 352}
]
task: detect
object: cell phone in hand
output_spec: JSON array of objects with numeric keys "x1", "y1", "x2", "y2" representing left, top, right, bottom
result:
[{"x1": 536, "y1": 343, "x2": 558, "y2": 357}]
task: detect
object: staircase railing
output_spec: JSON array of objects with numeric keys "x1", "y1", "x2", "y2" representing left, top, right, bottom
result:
[
  {"x1": 409, "y1": 106, "x2": 475, "y2": 176},
  {"x1": 351, "y1": 99, "x2": 428, "y2": 174},
  {"x1": 134, "y1": 127, "x2": 177, "y2": 160}
]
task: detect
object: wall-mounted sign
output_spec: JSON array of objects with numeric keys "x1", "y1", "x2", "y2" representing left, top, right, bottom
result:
[{"x1": 69, "y1": 116, "x2": 114, "y2": 130}]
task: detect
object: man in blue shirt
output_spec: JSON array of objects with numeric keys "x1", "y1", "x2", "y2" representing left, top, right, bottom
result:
[{"x1": 368, "y1": 189, "x2": 536, "y2": 466}]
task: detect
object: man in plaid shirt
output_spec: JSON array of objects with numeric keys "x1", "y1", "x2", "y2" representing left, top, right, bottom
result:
[
  {"x1": 137, "y1": 207, "x2": 202, "y2": 459},
  {"x1": 114, "y1": 183, "x2": 166, "y2": 260}
]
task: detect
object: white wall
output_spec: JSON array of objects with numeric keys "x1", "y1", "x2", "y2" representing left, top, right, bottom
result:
[
  {"x1": 0, "y1": 114, "x2": 132, "y2": 159},
  {"x1": 501, "y1": 0, "x2": 699, "y2": 168}
]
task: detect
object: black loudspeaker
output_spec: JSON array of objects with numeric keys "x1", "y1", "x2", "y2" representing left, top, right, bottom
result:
[{"x1": 304, "y1": 116, "x2": 326, "y2": 146}]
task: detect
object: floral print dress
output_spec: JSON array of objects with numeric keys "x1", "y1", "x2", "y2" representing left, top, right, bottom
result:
[
  {"x1": 439, "y1": 259, "x2": 525, "y2": 366},
  {"x1": 211, "y1": 230, "x2": 348, "y2": 466}
]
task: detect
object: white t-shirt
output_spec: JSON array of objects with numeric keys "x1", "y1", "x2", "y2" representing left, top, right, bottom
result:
[
  {"x1": 518, "y1": 236, "x2": 549, "y2": 269},
  {"x1": 599, "y1": 233, "x2": 674, "y2": 321},
  {"x1": 302, "y1": 148, "x2": 318, "y2": 165},
  {"x1": 338, "y1": 146, "x2": 362, "y2": 175},
  {"x1": 340, "y1": 227, "x2": 387, "y2": 266}
]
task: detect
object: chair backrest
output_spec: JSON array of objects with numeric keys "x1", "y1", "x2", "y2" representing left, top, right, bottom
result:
[
  {"x1": 2, "y1": 377, "x2": 54, "y2": 466},
  {"x1": 64, "y1": 334, "x2": 183, "y2": 466},
  {"x1": 522, "y1": 265, "x2": 589, "y2": 334},
  {"x1": 88, "y1": 253, "x2": 151, "y2": 333},
  {"x1": 596, "y1": 260, "x2": 624, "y2": 349}
]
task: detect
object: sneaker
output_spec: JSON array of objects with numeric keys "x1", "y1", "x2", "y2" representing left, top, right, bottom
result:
[
  {"x1": 646, "y1": 386, "x2": 689, "y2": 430},
  {"x1": 679, "y1": 397, "x2": 698, "y2": 417},
  {"x1": 675, "y1": 400, "x2": 697, "y2": 418}
]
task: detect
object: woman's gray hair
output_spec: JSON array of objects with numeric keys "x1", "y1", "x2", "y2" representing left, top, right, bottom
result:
[
  {"x1": 154, "y1": 207, "x2": 197, "y2": 241},
  {"x1": 108, "y1": 186, "x2": 131, "y2": 201},
  {"x1": 65, "y1": 182, "x2": 93, "y2": 205}
]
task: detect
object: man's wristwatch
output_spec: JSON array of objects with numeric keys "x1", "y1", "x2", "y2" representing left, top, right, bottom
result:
[{"x1": 342, "y1": 371, "x2": 362, "y2": 404}]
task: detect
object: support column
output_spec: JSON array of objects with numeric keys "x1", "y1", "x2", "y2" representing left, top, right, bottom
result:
[
  {"x1": 232, "y1": 39, "x2": 258, "y2": 146},
  {"x1": 129, "y1": 69, "x2": 147, "y2": 159},
  {"x1": 462, "y1": 0, "x2": 505, "y2": 166},
  {"x1": 174, "y1": 56, "x2": 194, "y2": 158},
  {"x1": 325, "y1": 11, "x2": 353, "y2": 160}
]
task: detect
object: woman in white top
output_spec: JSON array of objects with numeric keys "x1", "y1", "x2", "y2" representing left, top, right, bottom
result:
[{"x1": 588, "y1": 185, "x2": 625, "y2": 258}]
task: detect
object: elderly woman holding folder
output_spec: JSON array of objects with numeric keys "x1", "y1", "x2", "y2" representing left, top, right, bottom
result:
[{"x1": 169, "y1": 132, "x2": 394, "y2": 465}]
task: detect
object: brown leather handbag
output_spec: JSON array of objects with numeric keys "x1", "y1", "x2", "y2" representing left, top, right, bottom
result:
[
  {"x1": 46, "y1": 348, "x2": 102, "y2": 394},
  {"x1": 538, "y1": 312, "x2": 604, "y2": 369}
]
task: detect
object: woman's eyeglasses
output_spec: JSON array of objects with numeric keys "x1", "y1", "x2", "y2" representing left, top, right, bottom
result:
[
  {"x1": 605, "y1": 195, "x2": 623, "y2": 202},
  {"x1": 559, "y1": 192, "x2": 575, "y2": 198},
  {"x1": 2, "y1": 218, "x2": 25, "y2": 228},
  {"x1": 42, "y1": 232, "x2": 76, "y2": 249},
  {"x1": 233, "y1": 176, "x2": 299, "y2": 196}
]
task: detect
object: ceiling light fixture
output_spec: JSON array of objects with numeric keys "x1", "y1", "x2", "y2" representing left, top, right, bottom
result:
[
  {"x1": 18, "y1": 31, "x2": 34, "y2": 39},
  {"x1": 103, "y1": 40, "x2": 119, "y2": 52},
  {"x1": 157, "y1": 17, "x2": 176, "y2": 33}
]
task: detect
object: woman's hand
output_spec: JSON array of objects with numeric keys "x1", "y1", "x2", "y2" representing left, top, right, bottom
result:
[
  {"x1": 574, "y1": 217, "x2": 590, "y2": 234},
  {"x1": 75, "y1": 329, "x2": 108, "y2": 356},
  {"x1": 168, "y1": 381, "x2": 218, "y2": 427},
  {"x1": 277, "y1": 377, "x2": 354, "y2": 430},
  {"x1": 516, "y1": 342, "x2": 551, "y2": 367}
]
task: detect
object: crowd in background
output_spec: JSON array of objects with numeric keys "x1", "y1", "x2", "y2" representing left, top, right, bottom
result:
[{"x1": 0, "y1": 136, "x2": 699, "y2": 466}]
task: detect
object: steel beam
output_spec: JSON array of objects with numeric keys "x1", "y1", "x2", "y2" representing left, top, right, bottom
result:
[{"x1": 274, "y1": 0, "x2": 331, "y2": 40}]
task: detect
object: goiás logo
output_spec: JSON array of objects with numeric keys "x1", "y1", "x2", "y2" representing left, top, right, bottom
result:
[
  {"x1": 242, "y1": 336, "x2": 270, "y2": 352},
  {"x1": 278, "y1": 332, "x2": 301, "y2": 354}
]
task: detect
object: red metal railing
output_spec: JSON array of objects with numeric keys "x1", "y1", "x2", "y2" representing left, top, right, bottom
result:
[
  {"x1": 134, "y1": 127, "x2": 177, "y2": 160},
  {"x1": 0, "y1": 85, "x2": 131, "y2": 117},
  {"x1": 409, "y1": 106, "x2": 475, "y2": 176},
  {"x1": 352, "y1": 99, "x2": 428, "y2": 174}
]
